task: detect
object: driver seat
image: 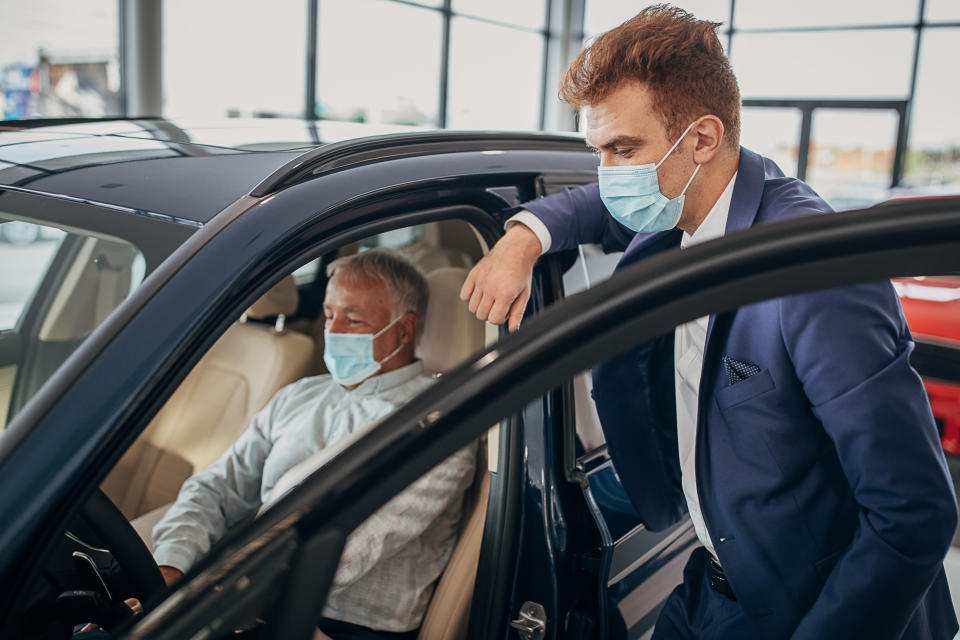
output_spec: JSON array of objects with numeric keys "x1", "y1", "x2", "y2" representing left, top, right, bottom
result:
[
  {"x1": 415, "y1": 267, "x2": 490, "y2": 640},
  {"x1": 103, "y1": 276, "x2": 314, "y2": 520}
]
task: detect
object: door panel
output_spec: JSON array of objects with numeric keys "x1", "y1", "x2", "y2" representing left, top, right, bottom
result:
[{"x1": 581, "y1": 457, "x2": 696, "y2": 639}]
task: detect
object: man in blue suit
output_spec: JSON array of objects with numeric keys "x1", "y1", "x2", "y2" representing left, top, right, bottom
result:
[{"x1": 460, "y1": 6, "x2": 958, "y2": 639}]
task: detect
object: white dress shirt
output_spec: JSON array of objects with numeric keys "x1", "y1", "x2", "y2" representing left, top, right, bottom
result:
[
  {"x1": 152, "y1": 360, "x2": 477, "y2": 632},
  {"x1": 507, "y1": 173, "x2": 737, "y2": 557},
  {"x1": 674, "y1": 174, "x2": 736, "y2": 558}
]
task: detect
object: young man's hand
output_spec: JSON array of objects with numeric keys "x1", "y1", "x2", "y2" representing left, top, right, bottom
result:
[{"x1": 460, "y1": 223, "x2": 542, "y2": 332}]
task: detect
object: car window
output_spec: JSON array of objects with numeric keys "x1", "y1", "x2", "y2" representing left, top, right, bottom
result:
[
  {"x1": 16, "y1": 213, "x2": 498, "y2": 639},
  {"x1": 1, "y1": 218, "x2": 145, "y2": 429},
  {"x1": 0, "y1": 220, "x2": 67, "y2": 331},
  {"x1": 101, "y1": 216, "x2": 488, "y2": 525}
]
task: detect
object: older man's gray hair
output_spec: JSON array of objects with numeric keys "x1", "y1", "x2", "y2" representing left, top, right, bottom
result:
[{"x1": 327, "y1": 249, "x2": 429, "y2": 340}]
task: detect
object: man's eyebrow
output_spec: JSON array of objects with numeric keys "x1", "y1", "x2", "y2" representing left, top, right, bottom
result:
[
  {"x1": 322, "y1": 304, "x2": 365, "y2": 314},
  {"x1": 589, "y1": 135, "x2": 646, "y2": 151}
]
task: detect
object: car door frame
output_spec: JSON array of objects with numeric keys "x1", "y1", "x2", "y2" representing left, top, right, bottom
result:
[
  {"x1": 117, "y1": 195, "x2": 960, "y2": 640},
  {"x1": 0, "y1": 147, "x2": 602, "y2": 633}
]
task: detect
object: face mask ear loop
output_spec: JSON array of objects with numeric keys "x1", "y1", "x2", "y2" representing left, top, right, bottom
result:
[
  {"x1": 680, "y1": 163, "x2": 702, "y2": 197},
  {"x1": 372, "y1": 314, "x2": 403, "y2": 339},
  {"x1": 372, "y1": 314, "x2": 407, "y2": 365},
  {"x1": 378, "y1": 341, "x2": 405, "y2": 366},
  {"x1": 656, "y1": 120, "x2": 699, "y2": 169}
]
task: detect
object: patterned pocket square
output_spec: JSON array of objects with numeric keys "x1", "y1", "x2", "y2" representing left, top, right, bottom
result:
[{"x1": 723, "y1": 356, "x2": 761, "y2": 385}]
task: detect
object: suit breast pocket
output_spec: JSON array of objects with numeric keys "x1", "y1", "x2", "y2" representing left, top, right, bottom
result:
[{"x1": 715, "y1": 368, "x2": 776, "y2": 409}]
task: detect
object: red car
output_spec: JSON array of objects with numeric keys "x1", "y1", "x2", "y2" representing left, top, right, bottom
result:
[{"x1": 895, "y1": 276, "x2": 960, "y2": 455}]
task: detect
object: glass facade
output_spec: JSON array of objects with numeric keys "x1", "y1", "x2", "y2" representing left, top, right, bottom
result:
[
  {"x1": 316, "y1": 0, "x2": 442, "y2": 126},
  {"x1": 733, "y1": 0, "x2": 916, "y2": 29},
  {"x1": 0, "y1": 0, "x2": 120, "y2": 119},
  {"x1": 584, "y1": 0, "x2": 960, "y2": 205},
  {"x1": 447, "y1": 17, "x2": 543, "y2": 130},
  {"x1": 739, "y1": 107, "x2": 802, "y2": 178},
  {"x1": 0, "y1": 0, "x2": 956, "y2": 198},
  {"x1": 731, "y1": 30, "x2": 915, "y2": 100},
  {"x1": 164, "y1": 0, "x2": 306, "y2": 118},
  {"x1": 902, "y1": 28, "x2": 960, "y2": 196}
]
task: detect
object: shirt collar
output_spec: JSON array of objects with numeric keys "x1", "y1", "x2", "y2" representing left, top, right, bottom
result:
[
  {"x1": 681, "y1": 172, "x2": 737, "y2": 249},
  {"x1": 347, "y1": 360, "x2": 424, "y2": 396}
]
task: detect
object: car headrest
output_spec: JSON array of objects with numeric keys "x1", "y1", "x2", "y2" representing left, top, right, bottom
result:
[
  {"x1": 246, "y1": 275, "x2": 299, "y2": 319},
  {"x1": 416, "y1": 267, "x2": 485, "y2": 375}
]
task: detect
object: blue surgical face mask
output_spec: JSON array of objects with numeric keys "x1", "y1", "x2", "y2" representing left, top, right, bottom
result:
[
  {"x1": 323, "y1": 315, "x2": 404, "y2": 386},
  {"x1": 597, "y1": 121, "x2": 701, "y2": 233}
]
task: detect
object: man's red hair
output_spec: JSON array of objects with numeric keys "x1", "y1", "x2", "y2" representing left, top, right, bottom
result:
[{"x1": 561, "y1": 4, "x2": 741, "y2": 148}]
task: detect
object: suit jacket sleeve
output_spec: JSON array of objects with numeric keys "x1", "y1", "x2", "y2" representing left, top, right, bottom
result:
[
  {"x1": 781, "y1": 282, "x2": 958, "y2": 639},
  {"x1": 520, "y1": 183, "x2": 635, "y2": 254}
]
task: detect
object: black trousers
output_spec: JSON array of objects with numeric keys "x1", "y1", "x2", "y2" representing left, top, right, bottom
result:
[
  {"x1": 651, "y1": 547, "x2": 756, "y2": 640},
  {"x1": 318, "y1": 618, "x2": 419, "y2": 640}
]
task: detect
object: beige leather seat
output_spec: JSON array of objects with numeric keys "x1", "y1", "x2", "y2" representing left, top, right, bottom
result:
[
  {"x1": 102, "y1": 276, "x2": 315, "y2": 520},
  {"x1": 416, "y1": 267, "x2": 489, "y2": 639},
  {"x1": 417, "y1": 438, "x2": 489, "y2": 640},
  {"x1": 415, "y1": 267, "x2": 486, "y2": 377}
]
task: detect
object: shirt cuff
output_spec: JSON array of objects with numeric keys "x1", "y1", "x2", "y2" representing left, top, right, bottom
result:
[
  {"x1": 152, "y1": 544, "x2": 195, "y2": 574},
  {"x1": 505, "y1": 209, "x2": 552, "y2": 255}
]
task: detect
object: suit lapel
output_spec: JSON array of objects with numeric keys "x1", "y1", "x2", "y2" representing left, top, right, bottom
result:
[
  {"x1": 703, "y1": 148, "x2": 767, "y2": 365},
  {"x1": 695, "y1": 147, "x2": 769, "y2": 543}
]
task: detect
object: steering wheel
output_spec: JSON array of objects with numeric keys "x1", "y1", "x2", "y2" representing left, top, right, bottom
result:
[
  {"x1": 77, "y1": 489, "x2": 166, "y2": 600},
  {"x1": 8, "y1": 490, "x2": 165, "y2": 638}
]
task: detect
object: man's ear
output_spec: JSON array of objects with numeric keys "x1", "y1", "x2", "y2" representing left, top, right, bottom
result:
[
  {"x1": 692, "y1": 115, "x2": 725, "y2": 165},
  {"x1": 399, "y1": 311, "x2": 418, "y2": 345}
]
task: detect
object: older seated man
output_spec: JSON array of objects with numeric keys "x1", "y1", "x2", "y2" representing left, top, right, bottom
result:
[{"x1": 151, "y1": 249, "x2": 477, "y2": 640}]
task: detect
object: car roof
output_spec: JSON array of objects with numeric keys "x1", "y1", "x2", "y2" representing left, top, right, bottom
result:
[
  {"x1": 0, "y1": 117, "x2": 588, "y2": 225},
  {"x1": 0, "y1": 118, "x2": 426, "y2": 224}
]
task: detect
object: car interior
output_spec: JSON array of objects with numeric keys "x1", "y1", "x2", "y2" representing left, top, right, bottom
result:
[{"x1": 95, "y1": 216, "x2": 500, "y2": 639}]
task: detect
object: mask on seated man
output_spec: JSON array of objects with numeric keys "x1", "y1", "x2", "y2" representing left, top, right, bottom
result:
[{"x1": 151, "y1": 249, "x2": 477, "y2": 639}]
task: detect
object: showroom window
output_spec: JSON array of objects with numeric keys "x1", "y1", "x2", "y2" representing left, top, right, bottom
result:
[
  {"x1": 446, "y1": 15, "x2": 544, "y2": 130},
  {"x1": 582, "y1": 0, "x2": 959, "y2": 208},
  {"x1": 163, "y1": 0, "x2": 306, "y2": 118},
  {"x1": 0, "y1": 0, "x2": 120, "y2": 119},
  {"x1": 584, "y1": 0, "x2": 730, "y2": 36},
  {"x1": 311, "y1": 0, "x2": 548, "y2": 130},
  {"x1": 4, "y1": 1, "x2": 956, "y2": 201},
  {"x1": 902, "y1": 28, "x2": 960, "y2": 196},
  {"x1": 732, "y1": 0, "x2": 916, "y2": 29},
  {"x1": 316, "y1": 0, "x2": 442, "y2": 126}
]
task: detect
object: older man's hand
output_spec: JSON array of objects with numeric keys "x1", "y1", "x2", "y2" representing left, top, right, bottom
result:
[
  {"x1": 460, "y1": 224, "x2": 542, "y2": 332},
  {"x1": 159, "y1": 565, "x2": 183, "y2": 586}
]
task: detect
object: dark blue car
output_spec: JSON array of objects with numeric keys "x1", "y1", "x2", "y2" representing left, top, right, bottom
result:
[{"x1": 0, "y1": 118, "x2": 957, "y2": 640}]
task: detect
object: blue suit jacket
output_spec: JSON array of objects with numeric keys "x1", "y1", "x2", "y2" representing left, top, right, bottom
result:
[{"x1": 523, "y1": 148, "x2": 959, "y2": 639}]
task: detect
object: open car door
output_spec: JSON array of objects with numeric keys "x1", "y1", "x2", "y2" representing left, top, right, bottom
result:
[{"x1": 116, "y1": 196, "x2": 960, "y2": 640}]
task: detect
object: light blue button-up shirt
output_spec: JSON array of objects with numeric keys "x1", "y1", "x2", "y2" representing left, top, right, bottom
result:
[{"x1": 152, "y1": 360, "x2": 477, "y2": 632}]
